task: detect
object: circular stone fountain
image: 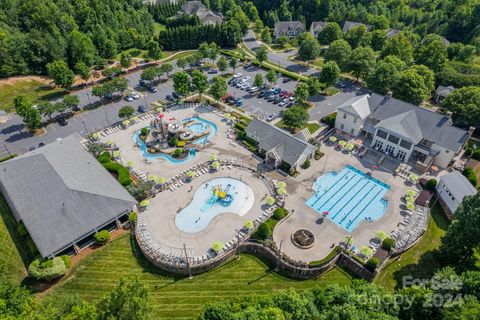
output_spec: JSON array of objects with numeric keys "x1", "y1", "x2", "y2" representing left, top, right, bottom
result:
[{"x1": 291, "y1": 229, "x2": 315, "y2": 249}]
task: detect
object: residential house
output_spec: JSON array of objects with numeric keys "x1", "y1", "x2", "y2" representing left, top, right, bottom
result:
[
  {"x1": 179, "y1": 1, "x2": 223, "y2": 25},
  {"x1": 436, "y1": 171, "x2": 477, "y2": 217},
  {"x1": 273, "y1": 21, "x2": 305, "y2": 39},
  {"x1": 342, "y1": 21, "x2": 372, "y2": 33},
  {"x1": 246, "y1": 118, "x2": 316, "y2": 172},
  {"x1": 310, "y1": 21, "x2": 328, "y2": 38},
  {"x1": 386, "y1": 28, "x2": 401, "y2": 38},
  {"x1": 0, "y1": 134, "x2": 137, "y2": 258},
  {"x1": 334, "y1": 93, "x2": 474, "y2": 171},
  {"x1": 433, "y1": 85, "x2": 455, "y2": 103}
]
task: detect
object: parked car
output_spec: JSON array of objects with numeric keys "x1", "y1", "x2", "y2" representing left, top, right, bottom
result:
[
  {"x1": 221, "y1": 94, "x2": 232, "y2": 102},
  {"x1": 249, "y1": 86, "x2": 258, "y2": 93},
  {"x1": 233, "y1": 73, "x2": 243, "y2": 78},
  {"x1": 258, "y1": 90, "x2": 267, "y2": 98},
  {"x1": 130, "y1": 91, "x2": 140, "y2": 99},
  {"x1": 338, "y1": 81, "x2": 346, "y2": 88},
  {"x1": 235, "y1": 99, "x2": 243, "y2": 107},
  {"x1": 208, "y1": 69, "x2": 219, "y2": 74},
  {"x1": 56, "y1": 116, "x2": 68, "y2": 126},
  {"x1": 165, "y1": 95, "x2": 174, "y2": 102},
  {"x1": 244, "y1": 76, "x2": 251, "y2": 81},
  {"x1": 148, "y1": 86, "x2": 158, "y2": 93},
  {"x1": 124, "y1": 95, "x2": 134, "y2": 102},
  {"x1": 139, "y1": 79, "x2": 148, "y2": 87},
  {"x1": 282, "y1": 77, "x2": 291, "y2": 83},
  {"x1": 266, "y1": 113, "x2": 276, "y2": 121},
  {"x1": 138, "y1": 105, "x2": 147, "y2": 113},
  {"x1": 172, "y1": 92, "x2": 181, "y2": 99},
  {"x1": 279, "y1": 99, "x2": 288, "y2": 107}
]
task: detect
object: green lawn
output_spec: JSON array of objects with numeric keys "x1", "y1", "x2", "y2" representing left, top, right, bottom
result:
[
  {"x1": 49, "y1": 234, "x2": 354, "y2": 319},
  {"x1": 154, "y1": 23, "x2": 166, "y2": 37},
  {"x1": 275, "y1": 121, "x2": 322, "y2": 135},
  {"x1": 162, "y1": 50, "x2": 198, "y2": 63},
  {"x1": 375, "y1": 203, "x2": 450, "y2": 291},
  {"x1": 0, "y1": 195, "x2": 32, "y2": 284},
  {"x1": 0, "y1": 78, "x2": 65, "y2": 112}
]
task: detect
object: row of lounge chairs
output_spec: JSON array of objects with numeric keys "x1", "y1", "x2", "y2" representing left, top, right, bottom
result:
[
  {"x1": 99, "y1": 113, "x2": 154, "y2": 137},
  {"x1": 115, "y1": 156, "x2": 149, "y2": 182},
  {"x1": 391, "y1": 206, "x2": 429, "y2": 252}
]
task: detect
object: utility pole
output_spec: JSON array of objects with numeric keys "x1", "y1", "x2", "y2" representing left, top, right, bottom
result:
[
  {"x1": 183, "y1": 243, "x2": 192, "y2": 279},
  {"x1": 82, "y1": 120, "x2": 88, "y2": 134}
]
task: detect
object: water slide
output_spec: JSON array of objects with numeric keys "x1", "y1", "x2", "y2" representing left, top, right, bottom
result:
[{"x1": 201, "y1": 192, "x2": 219, "y2": 212}]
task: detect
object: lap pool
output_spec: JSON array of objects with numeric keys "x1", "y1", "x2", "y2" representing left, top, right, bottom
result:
[
  {"x1": 305, "y1": 165, "x2": 390, "y2": 232},
  {"x1": 175, "y1": 177, "x2": 254, "y2": 233}
]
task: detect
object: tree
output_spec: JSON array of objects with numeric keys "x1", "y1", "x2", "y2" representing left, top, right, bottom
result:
[
  {"x1": 319, "y1": 61, "x2": 340, "y2": 87},
  {"x1": 63, "y1": 94, "x2": 80, "y2": 110},
  {"x1": 118, "y1": 106, "x2": 135, "y2": 118},
  {"x1": 176, "y1": 57, "x2": 188, "y2": 70},
  {"x1": 229, "y1": 58, "x2": 237, "y2": 73},
  {"x1": 306, "y1": 77, "x2": 321, "y2": 96},
  {"x1": 69, "y1": 29, "x2": 96, "y2": 67},
  {"x1": 47, "y1": 60, "x2": 75, "y2": 88},
  {"x1": 266, "y1": 69, "x2": 277, "y2": 85},
  {"x1": 381, "y1": 32, "x2": 414, "y2": 63},
  {"x1": 97, "y1": 277, "x2": 155, "y2": 320},
  {"x1": 101, "y1": 67, "x2": 122, "y2": 79},
  {"x1": 260, "y1": 27, "x2": 272, "y2": 44},
  {"x1": 394, "y1": 68, "x2": 430, "y2": 105},
  {"x1": 366, "y1": 56, "x2": 405, "y2": 94},
  {"x1": 410, "y1": 64, "x2": 435, "y2": 94},
  {"x1": 253, "y1": 73, "x2": 264, "y2": 88},
  {"x1": 119, "y1": 52, "x2": 132, "y2": 68},
  {"x1": 37, "y1": 101, "x2": 58, "y2": 119},
  {"x1": 348, "y1": 47, "x2": 376, "y2": 81},
  {"x1": 210, "y1": 76, "x2": 227, "y2": 102},
  {"x1": 191, "y1": 69, "x2": 209, "y2": 96},
  {"x1": 297, "y1": 34, "x2": 320, "y2": 65},
  {"x1": 198, "y1": 42, "x2": 210, "y2": 62},
  {"x1": 208, "y1": 42, "x2": 219, "y2": 62},
  {"x1": 324, "y1": 39, "x2": 352, "y2": 71},
  {"x1": 370, "y1": 30, "x2": 388, "y2": 51},
  {"x1": 14, "y1": 95, "x2": 32, "y2": 118},
  {"x1": 317, "y1": 22, "x2": 342, "y2": 45},
  {"x1": 146, "y1": 40, "x2": 162, "y2": 60},
  {"x1": 75, "y1": 62, "x2": 91, "y2": 81},
  {"x1": 439, "y1": 193, "x2": 480, "y2": 271},
  {"x1": 22, "y1": 106, "x2": 42, "y2": 132},
  {"x1": 441, "y1": 86, "x2": 480, "y2": 128},
  {"x1": 159, "y1": 63, "x2": 173, "y2": 78},
  {"x1": 256, "y1": 45, "x2": 268, "y2": 65},
  {"x1": 217, "y1": 56, "x2": 228, "y2": 74},
  {"x1": 141, "y1": 66, "x2": 160, "y2": 82},
  {"x1": 173, "y1": 71, "x2": 190, "y2": 97},
  {"x1": 415, "y1": 34, "x2": 448, "y2": 73},
  {"x1": 344, "y1": 25, "x2": 370, "y2": 48},
  {"x1": 294, "y1": 83, "x2": 310, "y2": 102},
  {"x1": 276, "y1": 35, "x2": 289, "y2": 46},
  {"x1": 283, "y1": 106, "x2": 309, "y2": 131}
]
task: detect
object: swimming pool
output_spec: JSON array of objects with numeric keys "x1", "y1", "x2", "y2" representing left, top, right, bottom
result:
[
  {"x1": 175, "y1": 177, "x2": 254, "y2": 233},
  {"x1": 305, "y1": 165, "x2": 390, "y2": 232},
  {"x1": 133, "y1": 116, "x2": 217, "y2": 163}
]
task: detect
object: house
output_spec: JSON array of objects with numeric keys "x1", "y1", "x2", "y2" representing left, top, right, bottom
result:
[
  {"x1": 273, "y1": 21, "x2": 305, "y2": 39},
  {"x1": 310, "y1": 21, "x2": 328, "y2": 38},
  {"x1": 334, "y1": 93, "x2": 474, "y2": 171},
  {"x1": 342, "y1": 21, "x2": 372, "y2": 33},
  {"x1": 386, "y1": 28, "x2": 401, "y2": 38},
  {"x1": 433, "y1": 85, "x2": 455, "y2": 103},
  {"x1": 0, "y1": 134, "x2": 137, "y2": 258},
  {"x1": 179, "y1": 1, "x2": 223, "y2": 25},
  {"x1": 246, "y1": 118, "x2": 316, "y2": 172},
  {"x1": 436, "y1": 171, "x2": 477, "y2": 217}
]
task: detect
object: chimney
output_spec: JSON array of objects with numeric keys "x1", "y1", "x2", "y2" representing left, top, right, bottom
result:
[
  {"x1": 446, "y1": 111, "x2": 453, "y2": 119},
  {"x1": 468, "y1": 126, "x2": 476, "y2": 138},
  {"x1": 386, "y1": 91, "x2": 393, "y2": 99}
]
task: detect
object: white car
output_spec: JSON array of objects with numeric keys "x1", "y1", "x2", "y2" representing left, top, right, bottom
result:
[
  {"x1": 234, "y1": 73, "x2": 243, "y2": 78},
  {"x1": 240, "y1": 83, "x2": 250, "y2": 90},
  {"x1": 266, "y1": 113, "x2": 276, "y2": 121},
  {"x1": 124, "y1": 95, "x2": 134, "y2": 102},
  {"x1": 244, "y1": 76, "x2": 251, "y2": 81},
  {"x1": 249, "y1": 86, "x2": 258, "y2": 93},
  {"x1": 130, "y1": 92, "x2": 140, "y2": 99}
]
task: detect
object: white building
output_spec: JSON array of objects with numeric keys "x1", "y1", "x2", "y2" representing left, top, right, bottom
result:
[
  {"x1": 436, "y1": 171, "x2": 477, "y2": 217},
  {"x1": 334, "y1": 93, "x2": 474, "y2": 171}
]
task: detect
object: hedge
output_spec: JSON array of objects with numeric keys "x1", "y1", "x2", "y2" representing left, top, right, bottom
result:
[
  {"x1": 272, "y1": 207, "x2": 287, "y2": 220},
  {"x1": 0, "y1": 154, "x2": 17, "y2": 163},
  {"x1": 242, "y1": 140, "x2": 257, "y2": 153},
  {"x1": 102, "y1": 162, "x2": 132, "y2": 186},
  {"x1": 94, "y1": 230, "x2": 110, "y2": 244},
  {"x1": 463, "y1": 167, "x2": 478, "y2": 187},
  {"x1": 97, "y1": 151, "x2": 112, "y2": 164},
  {"x1": 425, "y1": 179, "x2": 437, "y2": 191},
  {"x1": 365, "y1": 257, "x2": 380, "y2": 272},
  {"x1": 253, "y1": 222, "x2": 272, "y2": 240},
  {"x1": 382, "y1": 237, "x2": 396, "y2": 251},
  {"x1": 129, "y1": 211, "x2": 138, "y2": 223},
  {"x1": 59, "y1": 255, "x2": 71, "y2": 269},
  {"x1": 28, "y1": 257, "x2": 67, "y2": 280},
  {"x1": 301, "y1": 159, "x2": 311, "y2": 169},
  {"x1": 472, "y1": 150, "x2": 480, "y2": 160},
  {"x1": 465, "y1": 148, "x2": 474, "y2": 157},
  {"x1": 308, "y1": 246, "x2": 342, "y2": 267}
]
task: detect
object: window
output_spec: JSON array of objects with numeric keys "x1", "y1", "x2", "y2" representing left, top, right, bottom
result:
[
  {"x1": 350, "y1": 128, "x2": 354, "y2": 134},
  {"x1": 387, "y1": 134, "x2": 400, "y2": 144},
  {"x1": 397, "y1": 150, "x2": 407, "y2": 161},
  {"x1": 377, "y1": 130, "x2": 388, "y2": 139},
  {"x1": 341, "y1": 124, "x2": 344, "y2": 129},
  {"x1": 400, "y1": 139, "x2": 412, "y2": 150},
  {"x1": 373, "y1": 140, "x2": 383, "y2": 150},
  {"x1": 343, "y1": 113, "x2": 347, "y2": 119},
  {"x1": 385, "y1": 145, "x2": 395, "y2": 155},
  {"x1": 353, "y1": 117, "x2": 357, "y2": 123}
]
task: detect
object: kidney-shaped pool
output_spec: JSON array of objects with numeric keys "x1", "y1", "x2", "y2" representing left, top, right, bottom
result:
[{"x1": 175, "y1": 177, "x2": 254, "y2": 233}]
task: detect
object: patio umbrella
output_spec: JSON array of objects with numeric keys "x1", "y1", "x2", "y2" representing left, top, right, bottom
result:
[
  {"x1": 277, "y1": 188, "x2": 287, "y2": 196},
  {"x1": 338, "y1": 140, "x2": 347, "y2": 148},
  {"x1": 329, "y1": 136, "x2": 337, "y2": 142},
  {"x1": 131, "y1": 116, "x2": 139, "y2": 122},
  {"x1": 211, "y1": 161, "x2": 220, "y2": 169},
  {"x1": 345, "y1": 143, "x2": 355, "y2": 151},
  {"x1": 186, "y1": 170, "x2": 196, "y2": 178},
  {"x1": 139, "y1": 200, "x2": 150, "y2": 207},
  {"x1": 212, "y1": 241, "x2": 223, "y2": 252},
  {"x1": 265, "y1": 196, "x2": 275, "y2": 206},
  {"x1": 323, "y1": 211, "x2": 329, "y2": 216},
  {"x1": 405, "y1": 196, "x2": 415, "y2": 203},
  {"x1": 122, "y1": 120, "x2": 130, "y2": 126},
  {"x1": 244, "y1": 220, "x2": 254, "y2": 229},
  {"x1": 409, "y1": 173, "x2": 419, "y2": 183},
  {"x1": 360, "y1": 246, "x2": 373, "y2": 257},
  {"x1": 148, "y1": 174, "x2": 158, "y2": 182},
  {"x1": 91, "y1": 132, "x2": 99, "y2": 140},
  {"x1": 276, "y1": 181, "x2": 287, "y2": 188},
  {"x1": 157, "y1": 177, "x2": 166, "y2": 184},
  {"x1": 127, "y1": 160, "x2": 135, "y2": 168},
  {"x1": 406, "y1": 189, "x2": 417, "y2": 197},
  {"x1": 106, "y1": 140, "x2": 114, "y2": 145},
  {"x1": 430, "y1": 165, "x2": 439, "y2": 171},
  {"x1": 112, "y1": 150, "x2": 121, "y2": 158},
  {"x1": 155, "y1": 107, "x2": 163, "y2": 112},
  {"x1": 406, "y1": 203, "x2": 415, "y2": 211},
  {"x1": 376, "y1": 231, "x2": 387, "y2": 241},
  {"x1": 210, "y1": 154, "x2": 218, "y2": 161}
]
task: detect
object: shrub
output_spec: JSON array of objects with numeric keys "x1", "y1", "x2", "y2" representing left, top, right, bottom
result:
[
  {"x1": 322, "y1": 113, "x2": 337, "y2": 127},
  {"x1": 463, "y1": 167, "x2": 478, "y2": 187},
  {"x1": 97, "y1": 151, "x2": 112, "y2": 164},
  {"x1": 174, "y1": 148, "x2": 183, "y2": 157},
  {"x1": 177, "y1": 141, "x2": 186, "y2": 147},
  {"x1": 140, "y1": 127, "x2": 150, "y2": 137},
  {"x1": 129, "y1": 211, "x2": 138, "y2": 223},
  {"x1": 94, "y1": 230, "x2": 110, "y2": 244},
  {"x1": 253, "y1": 222, "x2": 272, "y2": 240},
  {"x1": 242, "y1": 140, "x2": 256, "y2": 152},
  {"x1": 168, "y1": 136, "x2": 178, "y2": 147},
  {"x1": 472, "y1": 150, "x2": 480, "y2": 160},
  {"x1": 273, "y1": 207, "x2": 287, "y2": 220},
  {"x1": 102, "y1": 162, "x2": 132, "y2": 186},
  {"x1": 382, "y1": 237, "x2": 396, "y2": 251},
  {"x1": 365, "y1": 257, "x2": 380, "y2": 272},
  {"x1": 309, "y1": 246, "x2": 342, "y2": 267},
  {"x1": 59, "y1": 255, "x2": 71, "y2": 269},
  {"x1": 425, "y1": 179, "x2": 438, "y2": 191},
  {"x1": 17, "y1": 223, "x2": 28, "y2": 237},
  {"x1": 465, "y1": 148, "x2": 474, "y2": 157},
  {"x1": 118, "y1": 105, "x2": 135, "y2": 118},
  {"x1": 301, "y1": 159, "x2": 311, "y2": 169},
  {"x1": 28, "y1": 257, "x2": 67, "y2": 280}
]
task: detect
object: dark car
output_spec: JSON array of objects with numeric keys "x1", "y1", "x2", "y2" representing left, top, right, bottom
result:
[
  {"x1": 139, "y1": 79, "x2": 148, "y2": 87},
  {"x1": 138, "y1": 105, "x2": 147, "y2": 113},
  {"x1": 282, "y1": 77, "x2": 291, "y2": 83},
  {"x1": 57, "y1": 116, "x2": 68, "y2": 126},
  {"x1": 172, "y1": 92, "x2": 181, "y2": 99},
  {"x1": 148, "y1": 86, "x2": 158, "y2": 93}
]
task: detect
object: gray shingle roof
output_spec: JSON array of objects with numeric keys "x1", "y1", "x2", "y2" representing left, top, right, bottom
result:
[
  {"x1": 386, "y1": 28, "x2": 401, "y2": 38},
  {"x1": 338, "y1": 94, "x2": 371, "y2": 119},
  {"x1": 435, "y1": 85, "x2": 455, "y2": 98},
  {"x1": 181, "y1": 1, "x2": 206, "y2": 15},
  {"x1": 439, "y1": 170, "x2": 477, "y2": 200},
  {"x1": 376, "y1": 110, "x2": 423, "y2": 143},
  {"x1": 366, "y1": 93, "x2": 469, "y2": 151},
  {"x1": 0, "y1": 134, "x2": 136, "y2": 257},
  {"x1": 198, "y1": 11, "x2": 223, "y2": 25},
  {"x1": 310, "y1": 21, "x2": 328, "y2": 35},
  {"x1": 342, "y1": 21, "x2": 372, "y2": 33},
  {"x1": 274, "y1": 21, "x2": 305, "y2": 36},
  {"x1": 246, "y1": 119, "x2": 315, "y2": 167}
]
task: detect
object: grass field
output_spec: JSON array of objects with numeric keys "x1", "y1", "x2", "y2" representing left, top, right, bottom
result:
[
  {"x1": 0, "y1": 77, "x2": 64, "y2": 112},
  {"x1": 275, "y1": 120, "x2": 322, "y2": 135},
  {"x1": 375, "y1": 203, "x2": 450, "y2": 291},
  {"x1": 154, "y1": 23, "x2": 166, "y2": 37},
  {"x1": 49, "y1": 234, "x2": 354, "y2": 319},
  {"x1": 0, "y1": 195, "x2": 32, "y2": 284}
]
